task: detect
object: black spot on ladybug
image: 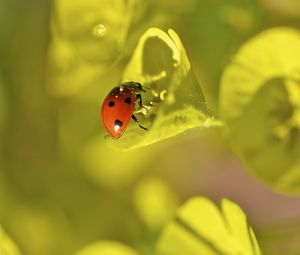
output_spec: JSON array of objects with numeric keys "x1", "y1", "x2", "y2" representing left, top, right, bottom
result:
[
  {"x1": 124, "y1": 97, "x2": 131, "y2": 104},
  {"x1": 108, "y1": 101, "x2": 115, "y2": 107},
  {"x1": 114, "y1": 119, "x2": 123, "y2": 127}
]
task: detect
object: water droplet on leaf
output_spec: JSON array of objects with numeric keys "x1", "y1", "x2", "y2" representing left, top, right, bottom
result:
[{"x1": 93, "y1": 24, "x2": 106, "y2": 37}]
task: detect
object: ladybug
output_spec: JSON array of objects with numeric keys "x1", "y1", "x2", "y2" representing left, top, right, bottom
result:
[{"x1": 101, "y1": 81, "x2": 148, "y2": 139}]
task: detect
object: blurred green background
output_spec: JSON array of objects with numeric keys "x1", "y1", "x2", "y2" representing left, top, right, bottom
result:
[{"x1": 1, "y1": 0, "x2": 300, "y2": 254}]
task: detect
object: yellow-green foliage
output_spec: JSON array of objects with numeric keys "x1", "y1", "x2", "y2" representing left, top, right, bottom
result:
[
  {"x1": 220, "y1": 28, "x2": 300, "y2": 194},
  {"x1": 74, "y1": 241, "x2": 138, "y2": 255},
  {"x1": 0, "y1": 226, "x2": 22, "y2": 255},
  {"x1": 157, "y1": 197, "x2": 261, "y2": 255},
  {"x1": 112, "y1": 28, "x2": 222, "y2": 150},
  {"x1": 1, "y1": 1, "x2": 300, "y2": 255}
]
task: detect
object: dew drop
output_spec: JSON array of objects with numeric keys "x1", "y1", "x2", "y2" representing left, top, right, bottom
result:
[{"x1": 93, "y1": 24, "x2": 106, "y2": 37}]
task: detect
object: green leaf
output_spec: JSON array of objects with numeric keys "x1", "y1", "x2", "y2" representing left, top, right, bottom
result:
[
  {"x1": 219, "y1": 27, "x2": 300, "y2": 193},
  {"x1": 0, "y1": 226, "x2": 22, "y2": 255},
  {"x1": 156, "y1": 197, "x2": 261, "y2": 255},
  {"x1": 47, "y1": 0, "x2": 136, "y2": 97},
  {"x1": 74, "y1": 241, "x2": 138, "y2": 255},
  {"x1": 109, "y1": 28, "x2": 222, "y2": 150}
]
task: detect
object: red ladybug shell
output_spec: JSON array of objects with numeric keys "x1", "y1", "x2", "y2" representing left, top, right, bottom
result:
[{"x1": 101, "y1": 85, "x2": 137, "y2": 139}]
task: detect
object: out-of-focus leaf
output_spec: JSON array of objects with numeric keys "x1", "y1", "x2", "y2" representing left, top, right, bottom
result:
[
  {"x1": 47, "y1": 0, "x2": 136, "y2": 97},
  {"x1": 58, "y1": 99, "x2": 100, "y2": 159},
  {"x1": 74, "y1": 241, "x2": 138, "y2": 255},
  {"x1": 0, "y1": 76, "x2": 6, "y2": 132},
  {"x1": 261, "y1": 0, "x2": 300, "y2": 18},
  {"x1": 9, "y1": 205, "x2": 72, "y2": 255},
  {"x1": 220, "y1": 27, "x2": 300, "y2": 193},
  {"x1": 133, "y1": 177, "x2": 178, "y2": 231},
  {"x1": 184, "y1": 1, "x2": 263, "y2": 110},
  {"x1": 0, "y1": 226, "x2": 22, "y2": 255},
  {"x1": 108, "y1": 28, "x2": 221, "y2": 150},
  {"x1": 156, "y1": 197, "x2": 261, "y2": 255},
  {"x1": 81, "y1": 136, "x2": 153, "y2": 189},
  {"x1": 257, "y1": 219, "x2": 300, "y2": 255}
]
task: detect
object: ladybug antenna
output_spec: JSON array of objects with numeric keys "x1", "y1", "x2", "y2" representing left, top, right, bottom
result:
[{"x1": 139, "y1": 85, "x2": 152, "y2": 93}]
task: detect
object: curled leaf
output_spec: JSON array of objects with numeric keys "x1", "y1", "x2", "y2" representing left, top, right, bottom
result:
[
  {"x1": 156, "y1": 197, "x2": 261, "y2": 255},
  {"x1": 220, "y1": 27, "x2": 300, "y2": 193},
  {"x1": 109, "y1": 28, "x2": 221, "y2": 150}
]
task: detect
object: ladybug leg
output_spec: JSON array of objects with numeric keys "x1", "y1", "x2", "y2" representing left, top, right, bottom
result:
[
  {"x1": 136, "y1": 94, "x2": 148, "y2": 113},
  {"x1": 136, "y1": 82, "x2": 146, "y2": 92},
  {"x1": 132, "y1": 114, "x2": 148, "y2": 131}
]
